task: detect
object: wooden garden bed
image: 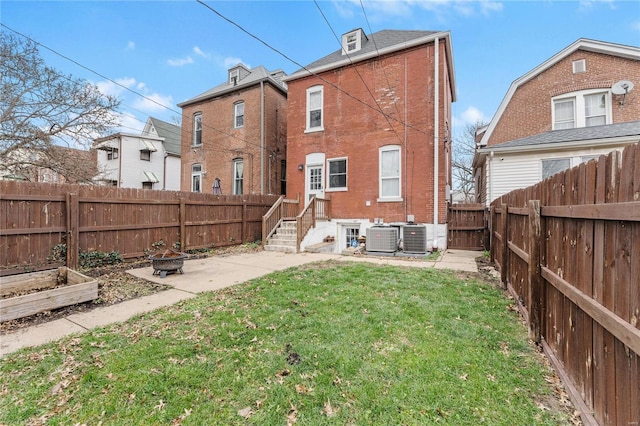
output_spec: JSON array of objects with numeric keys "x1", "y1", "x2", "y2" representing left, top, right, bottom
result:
[{"x1": 0, "y1": 267, "x2": 98, "y2": 322}]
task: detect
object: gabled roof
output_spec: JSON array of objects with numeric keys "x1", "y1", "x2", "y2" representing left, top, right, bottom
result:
[
  {"x1": 177, "y1": 66, "x2": 287, "y2": 107},
  {"x1": 480, "y1": 38, "x2": 640, "y2": 147},
  {"x1": 478, "y1": 120, "x2": 640, "y2": 154},
  {"x1": 284, "y1": 29, "x2": 457, "y2": 101},
  {"x1": 148, "y1": 117, "x2": 181, "y2": 156}
]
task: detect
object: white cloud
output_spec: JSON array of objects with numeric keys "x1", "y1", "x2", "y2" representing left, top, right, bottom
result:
[
  {"x1": 167, "y1": 56, "x2": 194, "y2": 67},
  {"x1": 96, "y1": 77, "x2": 136, "y2": 98},
  {"x1": 193, "y1": 46, "x2": 210, "y2": 59},
  {"x1": 460, "y1": 106, "x2": 486, "y2": 124},
  {"x1": 223, "y1": 56, "x2": 249, "y2": 69},
  {"x1": 132, "y1": 92, "x2": 174, "y2": 113},
  {"x1": 126, "y1": 41, "x2": 135, "y2": 51},
  {"x1": 333, "y1": 0, "x2": 503, "y2": 21}
]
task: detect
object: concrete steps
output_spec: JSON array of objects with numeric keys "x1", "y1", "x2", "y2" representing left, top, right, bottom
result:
[{"x1": 264, "y1": 221, "x2": 297, "y2": 253}]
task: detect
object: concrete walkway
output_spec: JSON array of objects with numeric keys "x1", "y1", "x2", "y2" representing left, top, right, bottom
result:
[{"x1": 1, "y1": 249, "x2": 480, "y2": 357}]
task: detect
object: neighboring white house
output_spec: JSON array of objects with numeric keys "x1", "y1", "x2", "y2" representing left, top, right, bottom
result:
[
  {"x1": 475, "y1": 122, "x2": 640, "y2": 204},
  {"x1": 94, "y1": 117, "x2": 181, "y2": 190},
  {"x1": 474, "y1": 38, "x2": 640, "y2": 206}
]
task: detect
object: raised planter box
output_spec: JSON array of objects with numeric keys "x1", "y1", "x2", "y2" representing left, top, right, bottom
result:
[{"x1": 0, "y1": 267, "x2": 98, "y2": 322}]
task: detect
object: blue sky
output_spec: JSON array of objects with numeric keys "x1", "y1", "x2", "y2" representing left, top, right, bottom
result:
[{"x1": 2, "y1": 0, "x2": 639, "y2": 140}]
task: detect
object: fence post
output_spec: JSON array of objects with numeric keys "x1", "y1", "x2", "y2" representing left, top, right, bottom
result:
[
  {"x1": 500, "y1": 202, "x2": 508, "y2": 290},
  {"x1": 179, "y1": 198, "x2": 186, "y2": 251},
  {"x1": 242, "y1": 199, "x2": 247, "y2": 243},
  {"x1": 489, "y1": 205, "x2": 495, "y2": 264},
  {"x1": 66, "y1": 192, "x2": 79, "y2": 269},
  {"x1": 528, "y1": 200, "x2": 542, "y2": 344}
]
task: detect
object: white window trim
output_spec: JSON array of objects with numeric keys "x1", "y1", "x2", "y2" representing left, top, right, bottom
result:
[
  {"x1": 326, "y1": 157, "x2": 347, "y2": 192},
  {"x1": 193, "y1": 113, "x2": 203, "y2": 146},
  {"x1": 378, "y1": 145, "x2": 402, "y2": 202},
  {"x1": 191, "y1": 163, "x2": 202, "y2": 192},
  {"x1": 234, "y1": 102, "x2": 244, "y2": 128},
  {"x1": 572, "y1": 59, "x2": 586, "y2": 74},
  {"x1": 233, "y1": 158, "x2": 244, "y2": 195},
  {"x1": 551, "y1": 89, "x2": 611, "y2": 130},
  {"x1": 305, "y1": 86, "x2": 324, "y2": 133}
]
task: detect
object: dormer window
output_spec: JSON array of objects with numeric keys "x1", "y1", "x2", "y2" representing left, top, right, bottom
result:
[
  {"x1": 341, "y1": 29, "x2": 366, "y2": 55},
  {"x1": 229, "y1": 69, "x2": 239, "y2": 85}
]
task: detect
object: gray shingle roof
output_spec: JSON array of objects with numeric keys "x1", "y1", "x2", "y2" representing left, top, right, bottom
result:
[
  {"x1": 487, "y1": 120, "x2": 640, "y2": 151},
  {"x1": 288, "y1": 29, "x2": 439, "y2": 77},
  {"x1": 177, "y1": 66, "x2": 287, "y2": 107},
  {"x1": 149, "y1": 117, "x2": 181, "y2": 155}
]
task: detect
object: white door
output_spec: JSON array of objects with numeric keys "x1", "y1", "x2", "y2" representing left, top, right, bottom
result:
[{"x1": 307, "y1": 165, "x2": 324, "y2": 203}]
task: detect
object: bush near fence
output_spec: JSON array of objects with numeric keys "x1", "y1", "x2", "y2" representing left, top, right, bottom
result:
[
  {"x1": 0, "y1": 180, "x2": 279, "y2": 275},
  {"x1": 490, "y1": 143, "x2": 640, "y2": 426}
]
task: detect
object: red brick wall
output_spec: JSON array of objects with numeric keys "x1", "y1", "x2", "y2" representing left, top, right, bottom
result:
[
  {"x1": 488, "y1": 50, "x2": 640, "y2": 146},
  {"x1": 286, "y1": 40, "x2": 452, "y2": 224},
  {"x1": 180, "y1": 82, "x2": 287, "y2": 195}
]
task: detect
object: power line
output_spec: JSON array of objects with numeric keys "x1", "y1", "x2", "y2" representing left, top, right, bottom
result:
[
  {"x1": 313, "y1": 0, "x2": 403, "y2": 146},
  {"x1": 195, "y1": 0, "x2": 431, "y2": 137},
  {"x1": 1, "y1": 23, "x2": 273, "y2": 157}
]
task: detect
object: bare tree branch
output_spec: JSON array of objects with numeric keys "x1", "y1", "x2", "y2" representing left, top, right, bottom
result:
[
  {"x1": 452, "y1": 121, "x2": 486, "y2": 203},
  {"x1": 1, "y1": 31, "x2": 120, "y2": 182}
]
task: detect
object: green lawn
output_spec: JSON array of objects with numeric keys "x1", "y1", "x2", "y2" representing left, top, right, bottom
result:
[{"x1": 0, "y1": 261, "x2": 573, "y2": 425}]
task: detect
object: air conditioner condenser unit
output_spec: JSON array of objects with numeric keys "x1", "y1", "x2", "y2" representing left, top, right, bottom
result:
[
  {"x1": 366, "y1": 227, "x2": 398, "y2": 252},
  {"x1": 402, "y1": 224, "x2": 427, "y2": 254}
]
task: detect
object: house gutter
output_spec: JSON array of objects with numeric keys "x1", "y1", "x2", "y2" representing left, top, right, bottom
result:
[
  {"x1": 432, "y1": 36, "x2": 439, "y2": 251},
  {"x1": 477, "y1": 135, "x2": 639, "y2": 155}
]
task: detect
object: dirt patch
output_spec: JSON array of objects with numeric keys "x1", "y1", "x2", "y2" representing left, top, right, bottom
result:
[{"x1": 0, "y1": 243, "x2": 262, "y2": 333}]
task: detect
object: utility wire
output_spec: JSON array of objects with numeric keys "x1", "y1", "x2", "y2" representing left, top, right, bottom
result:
[
  {"x1": 1, "y1": 23, "x2": 272, "y2": 156},
  {"x1": 196, "y1": 0, "x2": 430, "y2": 137},
  {"x1": 313, "y1": 0, "x2": 403, "y2": 146}
]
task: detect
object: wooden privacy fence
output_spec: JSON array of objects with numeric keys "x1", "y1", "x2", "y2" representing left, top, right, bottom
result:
[
  {"x1": 447, "y1": 203, "x2": 489, "y2": 250},
  {"x1": 490, "y1": 143, "x2": 640, "y2": 426},
  {"x1": 0, "y1": 180, "x2": 279, "y2": 275}
]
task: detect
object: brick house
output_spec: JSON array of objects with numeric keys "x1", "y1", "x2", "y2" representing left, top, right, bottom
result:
[
  {"x1": 474, "y1": 39, "x2": 640, "y2": 205},
  {"x1": 279, "y1": 29, "x2": 456, "y2": 253},
  {"x1": 177, "y1": 64, "x2": 288, "y2": 195}
]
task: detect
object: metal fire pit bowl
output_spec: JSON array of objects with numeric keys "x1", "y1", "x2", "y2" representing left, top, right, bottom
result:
[{"x1": 149, "y1": 250, "x2": 187, "y2": 278}]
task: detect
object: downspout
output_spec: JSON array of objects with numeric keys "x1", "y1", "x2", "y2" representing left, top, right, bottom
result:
[
  {"x1": 404, "y1": 56, "x2": 408, "y2": 221},
  {"x1": 432, "y1": 37, "x2": 439, "y2": 251},
  {"x1": 118, "y1": 135, "x2": 122, "y2": 187},
  {"x1": 488, "y1": 151, "x2": 494, "y2": 205},
  {"x1": 163, "y1": 152, "x2": 168, "y2": 190},
  {"x1": 260, "y1": 81, "x2": 265, "y2": 195}
]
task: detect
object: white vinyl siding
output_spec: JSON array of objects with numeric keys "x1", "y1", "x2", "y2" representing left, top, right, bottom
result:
[{"x1": 484, "y1": 147, "x2": 626, "y2": 206}]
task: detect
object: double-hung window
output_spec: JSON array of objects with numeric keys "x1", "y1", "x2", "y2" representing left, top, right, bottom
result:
[
  {"x1": 234, "y1": 102, "x2": 244, "y2": 128},
  {"x1": 553, "y1": 99, "x2": 575, "y2": 130},
  {"x1": 193, "y1": 113, "x2": 202, "y2": 146},
  {"x1": 191, "y1": 163, "x2": 202, "y2": 192},
  {"x1": 379, "y1": 146, "x2": 401, "y2": 201},
  {"x1": 233, "y1": 159, "x2": 244, "y2": 195},
  {"x1": 306, "y1": 86, "x2": 323, "y2": 132},
  {"x1": 327, "y1": 158, "x2": 347, "y2": 190},
  {"x1": 552, "y1": 90, "x2": 610, "y2": 130}
]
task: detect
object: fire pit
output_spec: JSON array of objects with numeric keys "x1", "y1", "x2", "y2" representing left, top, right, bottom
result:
[{"x1": 149, "y1": 250, "x2": 187, "y2": 278}]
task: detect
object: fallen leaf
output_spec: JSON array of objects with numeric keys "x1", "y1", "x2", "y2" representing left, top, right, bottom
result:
[
  {"x1": 154, "y1": 400, "x2": 166, "y2": 411},
  {"x1": 459, "y1": 374, "x2": 468, "y2": 381},
  {"x1": 322, "y1": 399, "x2": 337, "y2": 417},
  {"x1": 238, "y1": 407, "x2": 252, "y2": 418},
  {"x1": 287, "y1": 403, "x2": 298, "y2": 425},
  {"x1": 487, "y1": 374, "x2": 496, "y2": 382}
]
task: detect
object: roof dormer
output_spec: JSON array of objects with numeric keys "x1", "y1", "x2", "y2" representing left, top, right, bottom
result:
[
  {"x1": 341, "y1": 28, "x2": 367, "y2": 55},
  {"x1": 228, "y1": 63, "x2": 251, "y2": 85}
]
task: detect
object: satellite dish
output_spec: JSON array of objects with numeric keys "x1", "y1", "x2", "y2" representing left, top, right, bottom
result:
[{"x1": 611, "y1": 80, "x2": 634, "y2": 95}]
